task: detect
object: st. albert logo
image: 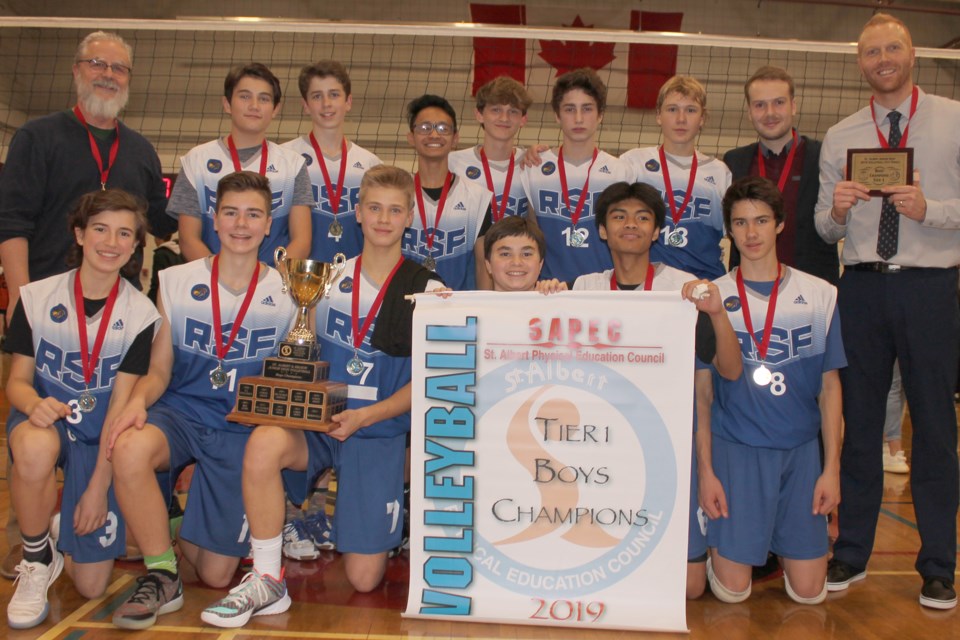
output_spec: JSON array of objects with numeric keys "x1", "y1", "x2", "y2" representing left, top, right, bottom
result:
[
  {"x1": 541, "y1": 161, "x2": 556, "y2": 176},
  {"x1": 723, "y1": 296, "x2": 742, "y2": 312},
  {"x1": 645, "y1": 158, "x2": 660, "y2": 172},
  {"x1": 191, "y1": 284, "x2": 211, "y2": 301},
  {"x1": 207, "y1": 159, "x2": 223, "y2": 173},
  {"x1": 50, "y1": 303, "x2": 68, "y2": 323},
  {"x1": 301, "y1": 153, "x2": 313, "y2": 166},
  {"x1": 339, "y1": 276, "x2": 354, "y2": 293},
  {"x1": 465, "y1": 166, "x2": 482, "y2": 180}
]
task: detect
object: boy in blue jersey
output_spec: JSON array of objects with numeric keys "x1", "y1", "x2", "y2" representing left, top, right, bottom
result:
[
  {"x1": 200, "y1": 165, "x2": 444, "y2": 628},
  {"x1": 169, "y1": 63, "x2": 314, "y2": 265},
  {"x1": 4, "y1": 190, "x2": 160, "y2": 629},
  {"x1": 107, "y1": 172, "x2": 297, "y2": 630},
  {"x1": 699, "y1": 176, "x2": 844, "y2": 605}
]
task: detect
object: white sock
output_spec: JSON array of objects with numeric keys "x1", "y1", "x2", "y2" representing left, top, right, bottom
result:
[
  {"x1": 250, "y1": 534, "x2": 283, "y2": 580},
  {"x1": 784, "y1": 572, "x2": 827, "y2": 605}
]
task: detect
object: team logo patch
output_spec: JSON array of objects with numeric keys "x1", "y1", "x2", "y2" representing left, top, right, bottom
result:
[
  {"x1": 301, "y1": 153, "x2": 313, "y2": 166},
  {"x1": 723, "y1": 296, "x2": 741, "y2": 312},
  {"x1": 112, "y1": 319, "x2": 124, "y2": 330},
  {"x1": 465, "y1": 166, "x2": 482, "y2": 180},
  {"x1": 207, "y1": 159, "x2": 223, "y2": 173},
  {"x1": 191, "y1": 284, "x2": 211, "y2": 301},
  {"x1": 339, "y1": 276, "x2": 354, "y2": 293},
  {"x1": 645, "y1": 159, "x2": 660, "y2": 172},
  {"x1": 50, "y1": 303, "x2": 68, "y2": 323},
  {"x1": 541, "y1": 161, "x2": 556, "y2": 176}
]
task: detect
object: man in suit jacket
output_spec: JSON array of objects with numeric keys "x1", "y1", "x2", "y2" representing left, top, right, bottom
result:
[{"x1": 724, "y1": 66, "x2": 839, "y2": 285}]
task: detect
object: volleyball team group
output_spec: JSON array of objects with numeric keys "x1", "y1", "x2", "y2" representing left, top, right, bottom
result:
[{"x1": 1, "y1": 10, "x2": 957, "y2": 633}]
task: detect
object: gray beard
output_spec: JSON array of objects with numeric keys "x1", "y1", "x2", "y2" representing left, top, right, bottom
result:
[{"x1": 77, "y1": 84, "x2": 128, "y2": 122}]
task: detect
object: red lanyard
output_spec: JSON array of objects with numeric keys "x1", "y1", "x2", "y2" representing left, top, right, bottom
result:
[
  {"x1": 227, "y1": 136, "x2": 268, "y2": 175},
  {"x1": 735, "y1": 263, "x2": 782, "y2": 363},
  {"x1": 870, "y1": 86, "x2": 919, "y2": 149},
  {"x1": 351, "y1": 256, "x2": 404, "y2": 351},
  {"x1": 757, "y1": 129, "x2": 799, "y2": 193},
  {"x1": 557, "y1": 147, "x2": 599, "y2": 228},
  {"x1": 210, "y1": 255, "x2": 261, "y2": 362},
  {"x1": 309, "y1": 134, "x2": 348, "y2": 216},
  {"x1": 479, "y1": 148, "x2": 515, "y2": 223},
  {"x1": 73, "y1": 106, "x2": 119, "y2": 190},
  {"x1": 73, "y1": 271, "x2": 120, "y2": 388},
  {"x1": 414, "y1": 172, "x2": 453, "y2": 252},
  {"x1": 610, "y1": 263, "x2": 655, "y2": 291},
  {"x1": 658, "y1": 146, "x2": 698, "y2": 226}
]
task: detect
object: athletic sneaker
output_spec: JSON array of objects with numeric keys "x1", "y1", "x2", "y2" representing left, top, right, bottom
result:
[
  {"x1": 826, "y1": 558, "x2": 866, "y2": 592},
  {"x1": 303, "y1": 511, "x2": 335, "y2": 551},
  {"x1": 112, "y1": 570, "x2": 184, "y2": 630},
  {"x1": 201, "y1": 569, "x2": 291, "y2": 628},
  {"x1": 882, "y1": 443, "x2": 910, "y2": 474},
  {"x1": 282, "y1": 519, "x2": 319, "y2": 561},
  {"x1": 6, "y1": 541, "x2": 63, "y2": 629},
  {"x1": 920, "y1": 576, "x2": 957, "y2": 610}
]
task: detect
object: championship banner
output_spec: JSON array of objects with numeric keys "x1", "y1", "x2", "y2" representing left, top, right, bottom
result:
[{"x1": 405, "y1": 291, "x2": 696, "y2": 633}]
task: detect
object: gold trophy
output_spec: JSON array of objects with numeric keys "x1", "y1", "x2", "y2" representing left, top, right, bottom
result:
[{"x1": 227, "y1": 247, "x2": 348, "y2": 431}]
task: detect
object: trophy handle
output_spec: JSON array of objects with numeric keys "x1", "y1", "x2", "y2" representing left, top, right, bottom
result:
[
  {"x1": 274, "y1": 246, "x2": 289, "y2": 294},
  {"x1": 325, "y1": 253, "x2": 347, "y2": 298}
]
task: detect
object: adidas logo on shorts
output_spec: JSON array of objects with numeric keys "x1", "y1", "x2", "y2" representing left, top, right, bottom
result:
[
  {"x1": 261, "y1": 296, "x2": 276, "y2": 306},
  {"x1": 794, "y1": 295, "x2": 807, "y2": 305}
]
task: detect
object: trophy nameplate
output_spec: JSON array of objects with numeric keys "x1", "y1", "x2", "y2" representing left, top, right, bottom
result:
[
  {"x1": 847, "y1": 148, "x2": 913, "y2": 197},
  {"x1": 227, "y1": 248, "x2": 347, "y2": 432}
]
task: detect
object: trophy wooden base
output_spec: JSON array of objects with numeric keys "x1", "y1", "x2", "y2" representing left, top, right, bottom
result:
[{"x1": 226, "y1": 376, "x2": 348, "y2": 432}]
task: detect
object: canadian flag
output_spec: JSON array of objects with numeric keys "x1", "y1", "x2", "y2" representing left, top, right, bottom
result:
[{"x1": 469, "y1": 4, "x2": 683, "y2": 109}]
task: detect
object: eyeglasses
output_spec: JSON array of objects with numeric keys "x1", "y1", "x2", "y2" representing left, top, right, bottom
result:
[
  {"x1": 78, "y1": 58, "x2": 132, "y2": 77},
  {"x1": 412, "y1": 121, "x2": 455, "y2": 136}
]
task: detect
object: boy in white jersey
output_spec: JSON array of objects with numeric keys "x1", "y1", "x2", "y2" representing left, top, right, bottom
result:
[
  {"x1": 170, "y1": 63, "x2": 313, "y2": 264},
  {"x1": 403, "y1": 94, "x2": 491, "y2": 290},
  {"x1": 4, "y1": 190, "x2": 160, "y2": 629},
  {"x1": 621, "y1": 76, "x2": 731, "y2": 280},
  {"x1": 107, "y1": 172, "x2": 297, "y2": 630},
  {"x1": 449, "y1": 77, "x2": 533, "y2": 289},
  {"x1": 283, "y1": 60, "x2": 381, "y2": 263},
  {"x1": 571, "y1": 181, "x2": 743, "y2": 599},
  {"x1": 699, "y1": 176, "x2": 844, "y2": 605},
  {"x1": 200, "y1": 166, "x2": 444, "y2": 628},
  {"x1": 521, "y1": 68, "x2": 634, "y2": 284}
]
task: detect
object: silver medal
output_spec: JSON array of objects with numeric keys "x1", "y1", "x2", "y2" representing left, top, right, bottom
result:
[
  {"x1": 329, "y1": 220, "x2": 343, "y2": 238},
  {"x1": 424, "y1": 256, "x2": 437, "y2": 271},
  {"x1": 346, "y1": 354, "x2": 365, "y2": 376},
  {"x1": 77, "y1": 390, "x2": 96, "y2": 413},
  {"x1": 210, "y1": 365, "x2": 229, "y2": 389},
  {"x1": 569, "y1": 227, "x2": 585, "y2": 247},
  {"x1": 667, "y1": 228, "x2": 688, "y2": 248},
  {"x1": 753, "y1": 364, "x2": 772, "y2": 386}
]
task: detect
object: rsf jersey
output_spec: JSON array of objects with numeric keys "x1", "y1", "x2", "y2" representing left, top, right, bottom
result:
[
  {"x1": 177, "y1": 138, "x2": 307, "y2": 265},
  {"x1": 281, "y1": 137, "x2": 381, "y2": 262},
  {"x1": 711, "y1": 267, "x2": 846, "y2": 449},
  {"x1": 521, "y1": 149, "x2": 635, "y2": 282},
  {"x1": 157, "y1": 258, "x2": 297, "y2": 431},
  {"x1": 572, "y1": 263, "x2": 696, "y2": 292},
  {"x1": 401, "y1": 174, "x2": 490, "y2": 290},
  {"x1": 449, "y1": 146, "x2": 529, "y2": 218},
  {"x1": 621, "y1": 147, "x2": 730, "y2": 280},
  {"x1": 17, "y1": 270, "x2": 160, "y2": 444}
]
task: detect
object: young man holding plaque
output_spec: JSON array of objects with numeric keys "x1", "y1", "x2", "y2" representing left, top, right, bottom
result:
[
  {"x1": 569, "y1": 181, "x2": 743, "y2": 599},
  {"x1": 700, "y1": 176, "x2": 844, "y2": 605},
  {"x1": 106, "y1": 171, "x2": 297, "y2": 630},
  {"x1": 402, "y1": 95, "x2": 490, "y2": 291},
  {"x1": 815, "y1": 13, "x2": 960, "y2": 609},
  {"x1": 621, "y1": 76, "x2": 730, "y2": 280},
  {"x1": 200, "y1": 165, "x2": 445, "y2": 628},
  {"x1": 282, "y1": 60, "x2": 382, "y2": 263},
  {"x1": 169, "y1": 63, "x2": 314, "y2": 265}
]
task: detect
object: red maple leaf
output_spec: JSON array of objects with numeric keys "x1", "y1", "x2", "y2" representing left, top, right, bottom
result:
[{"x1": 538, "y1": 15, "x2": 617, "y2": 76}]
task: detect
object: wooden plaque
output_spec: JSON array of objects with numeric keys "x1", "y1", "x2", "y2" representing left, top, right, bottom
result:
[{"x1": 226, "y1": 376, "x2": 348, "y2": 432}]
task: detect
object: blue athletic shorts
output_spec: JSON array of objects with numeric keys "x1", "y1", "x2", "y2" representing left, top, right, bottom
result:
[
  {"x1": 147, "y1": 406, "x2": 251, "y2": 558},
  {"x1": 7, "y1": 408, "x2": 125, "y2": 563},
  {"x1": 706, "y1": 436, "x2": 828, "y2": 566},
  {"x1": 284, "y1": 431, "x2": 406, "y2": 554}
]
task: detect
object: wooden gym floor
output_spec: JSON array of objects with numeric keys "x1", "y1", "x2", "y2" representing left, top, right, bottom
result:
[{"x1": 0, "y1": 353, "x2": 957, "y2": 639}]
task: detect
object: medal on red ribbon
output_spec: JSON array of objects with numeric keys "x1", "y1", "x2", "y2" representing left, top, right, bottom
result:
[
  {"x1": 209, "y1": 255, "x2": 261, "y2": 388},
  {"x1": 73, "y1": 271, "x2": 121, "y2": 411}
]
